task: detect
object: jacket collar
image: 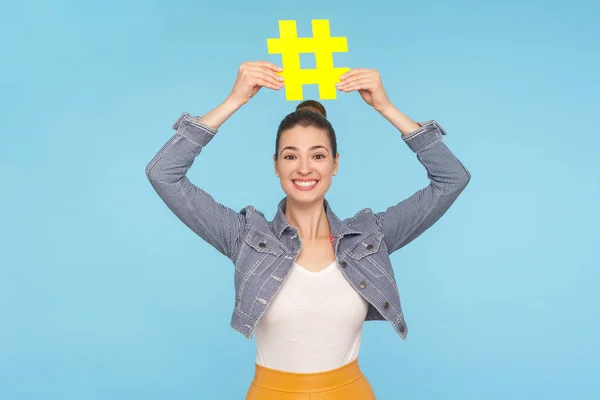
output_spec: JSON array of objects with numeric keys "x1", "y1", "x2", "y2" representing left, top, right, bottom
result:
[{"x1": 272, "y1": 196, "x2": 361, "y2": 239}]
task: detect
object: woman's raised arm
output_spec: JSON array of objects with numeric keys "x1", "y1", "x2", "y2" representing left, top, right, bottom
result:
[
  {"x1": 338, "y1": 67, "x2": 471, "y2": 255},
  {"x1": 373, "y1": 120, "x2": 471, "y2": 255},
  {"x1": 145, "y1": 61, "x2": 283, "y2": 261}
]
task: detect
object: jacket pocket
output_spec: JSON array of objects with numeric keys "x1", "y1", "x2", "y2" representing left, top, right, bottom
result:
[
  {"x1": 243, "y1": 230, "x2": 284, "y2": 257},
  {"x1": 348, "y1": 230, "x2": 384, "y2": 260},
  {"x1": 347, "y1": 231, "x2": 393, "y2": 281}
]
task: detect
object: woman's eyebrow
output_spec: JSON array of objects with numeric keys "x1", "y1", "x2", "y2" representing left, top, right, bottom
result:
[{"x1": 281, "y1": 145, "x2": 329, "y2": 153}]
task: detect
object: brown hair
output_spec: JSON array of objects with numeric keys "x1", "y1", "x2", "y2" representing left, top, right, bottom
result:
[{"x1": 274, "y1": 100, "x2": 337, "y2": 160}]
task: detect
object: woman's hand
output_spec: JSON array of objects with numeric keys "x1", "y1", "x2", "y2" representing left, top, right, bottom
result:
[
  {"x1": 336, "y1": 68, "x2": 393, "y2": 113},
  {"x1": 226, "y1": 61, "x2": 284, "y2": 107}
]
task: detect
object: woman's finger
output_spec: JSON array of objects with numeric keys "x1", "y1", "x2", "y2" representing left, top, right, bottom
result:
[
  {"x1": 339, "y1": 76, "x2": 373, "y2": 87},
  {"x1": 340, "y1": 68, "x2": 369, "y2": 81},
  {"x1": 248, "y1": 65, "x2": 285, "y2": 81},
  {"x1": 239, "y1": 64, "x2": 283, "y2": 88},
  {"x1": 339, "y1": 78, "x2": 374, "y2": 92},
  {"x1": 256, "y1": 65, "x2": 285, "y2": 83},
  {"x1": 247, "y1": 60, "x2": 283, "y2": 72},
  {"x1": 338, "y1": 72, "x2": 373, "y2": 86},
  {"x1": 248, "y1": 67, "x2": 284, "y2": 88},
  {"x1": 254, "y1": 77, "x2": 283, "y2": 91}
]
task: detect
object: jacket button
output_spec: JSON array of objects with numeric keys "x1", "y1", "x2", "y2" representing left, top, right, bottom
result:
[
  {"x1": 366, "y1": 244, "x2": 374, "y2": 250},
  {"x1": 258, "y1": 242, "x2": 266, "y2": 248},
  {"x1": 359, "y1": 281, "x2": 367, "y2": 289},
  {"x1": 383, "y1": 301, "x2": 390, "y2": 309},
  {"x1": 340, "y1": 261, "x2": 347, "y2": 268}
]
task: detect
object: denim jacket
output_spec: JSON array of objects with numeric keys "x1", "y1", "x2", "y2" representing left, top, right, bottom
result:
[{"x1": 145, "y1": 112, "x2": 471, "y2": 340}]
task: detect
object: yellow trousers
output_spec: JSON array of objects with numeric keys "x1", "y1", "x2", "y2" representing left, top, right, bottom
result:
[{"x1": 245, "y1": 358, "x2": 376, "y2": 399}]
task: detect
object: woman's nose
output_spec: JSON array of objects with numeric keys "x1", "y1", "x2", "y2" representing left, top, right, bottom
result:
[{"x1": 297, "y1": 158, "x2": 312, "y2": 174}]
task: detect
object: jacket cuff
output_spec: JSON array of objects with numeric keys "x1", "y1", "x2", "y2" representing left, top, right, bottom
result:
[
  {"x1": 172, "y1": 112, "x2": 217, "y2": 147},
  {"x1": 402, "y1": 120, "x2": 447, "y2": 153}
]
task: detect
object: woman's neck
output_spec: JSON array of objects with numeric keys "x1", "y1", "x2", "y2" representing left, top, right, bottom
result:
[{"x1": 284, "y1": 198, "x2": 331, "y2": 242}]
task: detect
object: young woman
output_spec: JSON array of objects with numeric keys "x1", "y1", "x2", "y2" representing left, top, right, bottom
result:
[{"x1": 146, "y1": 61, "x2": 471, "y2": 399}]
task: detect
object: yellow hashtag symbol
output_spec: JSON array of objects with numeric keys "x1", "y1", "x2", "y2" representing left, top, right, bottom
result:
[{"x1": 267, "y1": 20, "x2": 350, "y2": 101}]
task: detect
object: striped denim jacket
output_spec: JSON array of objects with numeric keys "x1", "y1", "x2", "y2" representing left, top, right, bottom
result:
[{"x1": 145, "y1": 112, "x2": 471, "y2": 340}]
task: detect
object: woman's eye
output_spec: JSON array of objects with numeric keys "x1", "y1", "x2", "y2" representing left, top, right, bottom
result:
[{"x1": 283, "y1": 154, "x2": 325, "y2": 160}]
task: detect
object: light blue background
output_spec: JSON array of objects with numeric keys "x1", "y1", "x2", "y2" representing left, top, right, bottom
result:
[{"x1": 1, "y1": 0, "x2": 598, "y2": 399}]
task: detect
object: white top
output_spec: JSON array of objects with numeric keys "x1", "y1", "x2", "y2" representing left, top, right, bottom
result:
[{"x1": 254, "y1": 259, "x2": 370, "y2": 373}]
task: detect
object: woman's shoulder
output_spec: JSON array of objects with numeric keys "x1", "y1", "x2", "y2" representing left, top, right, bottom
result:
[
  {"x1": 237, "y1": 204, "x2": 266, "y2": 222},
  {"x1": 238, "y1": 204, "x2": 270, "y2": 231},
  {"x1": 344, "y1": 207, "x2": 378, "y2": 231}
]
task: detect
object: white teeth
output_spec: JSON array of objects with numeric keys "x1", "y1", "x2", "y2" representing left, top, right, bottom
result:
[{"x1": 293, "y1": 180, "x2": 317, "y2": 187}]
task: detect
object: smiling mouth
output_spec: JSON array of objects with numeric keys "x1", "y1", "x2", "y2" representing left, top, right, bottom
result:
[{"x1": 292, "y1": 180, "x2": 318, "y2": 190}]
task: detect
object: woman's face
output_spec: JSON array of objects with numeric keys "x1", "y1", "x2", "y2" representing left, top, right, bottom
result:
[{"x1": 274, "y1": 125, "x2": 338, "y2": 203}]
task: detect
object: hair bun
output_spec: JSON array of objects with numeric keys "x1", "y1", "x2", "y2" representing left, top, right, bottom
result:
[{"x1": 296, "y1": 100, "x2": 327, "y2": 119}]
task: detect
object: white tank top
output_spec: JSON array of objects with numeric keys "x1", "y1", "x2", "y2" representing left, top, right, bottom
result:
[{"x1": 254, "y1": 259, "x2": 370, "y2": 373}]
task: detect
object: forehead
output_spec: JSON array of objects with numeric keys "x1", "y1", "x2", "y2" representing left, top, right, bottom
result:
[{"x1": 279, "y1": 125, "x2": 330, "y2": 150}]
